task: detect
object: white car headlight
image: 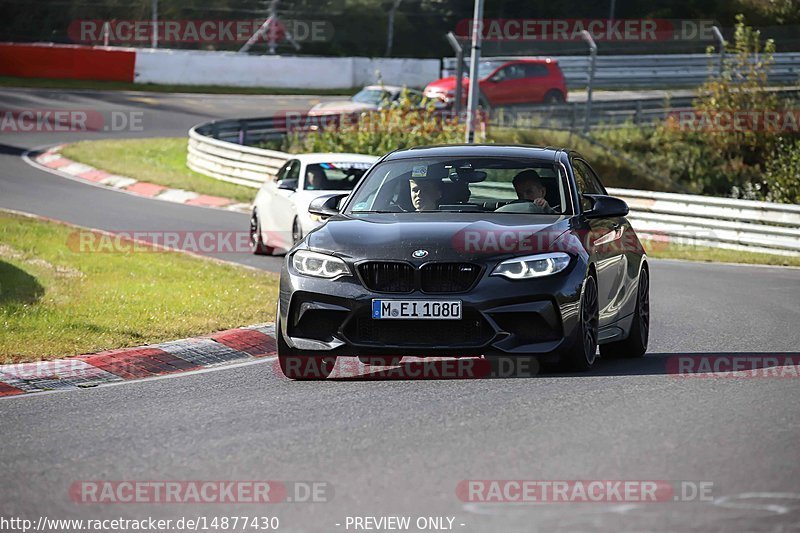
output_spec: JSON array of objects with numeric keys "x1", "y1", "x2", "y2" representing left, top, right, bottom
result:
[
  {"x1": 292, "y1": 250, "x2": 350, "y2": 279},
  {"x1": 491, "y1": 252, "x2": 571, "y2": 280}
]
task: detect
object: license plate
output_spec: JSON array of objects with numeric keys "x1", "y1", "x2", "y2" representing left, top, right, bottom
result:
[{"x1": 372, "y1": 300, "x2": 462, "y2": 320}]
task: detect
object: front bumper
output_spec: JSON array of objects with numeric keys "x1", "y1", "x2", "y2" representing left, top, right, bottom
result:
[{"x1": 278, "y1": 257, "x2": 586, "y2": 357}]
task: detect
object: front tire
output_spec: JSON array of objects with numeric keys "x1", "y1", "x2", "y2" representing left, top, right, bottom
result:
[
  {"x1": 250, "y1": 210, "x2": 274, "y2": 255},
  {"x1": 559, "y1": 275, "x2": 599, "y2": 371},
  {"x1": 277, "y1": 323, "x2": 336, "y2": 380},
  {"x1": 292, "y1": 217, "x2": 304, "y2": 245},
  {"x1": 600, "y1": 267, "x2": 649, "y2": 359}
]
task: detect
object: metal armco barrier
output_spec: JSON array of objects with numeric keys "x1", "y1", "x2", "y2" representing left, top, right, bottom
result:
[
  {"x1": 188, "y1": 118, "x2": 800, "y2": 256},
  {"x1": 443, "y1": 53, "x2": 800, "y2": 89}
]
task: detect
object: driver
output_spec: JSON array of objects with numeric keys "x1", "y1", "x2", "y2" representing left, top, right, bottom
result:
[
  {"x1": 409, "y1": 178, "x2": 442, "y2": 211},
  {"x1": 512, "y1": 170, "x2": 555, "y2": 213},
  {"x1": 305, "y1": 165, "x2": 329, "y2": 190}
]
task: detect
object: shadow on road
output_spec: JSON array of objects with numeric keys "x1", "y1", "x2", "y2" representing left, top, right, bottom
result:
[{"x1": 315, "y1": 352, "x2": 799, "y2": 381}]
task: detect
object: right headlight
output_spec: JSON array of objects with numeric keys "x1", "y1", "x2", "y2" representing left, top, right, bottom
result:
[
  {"x1": 491, "y1": 252, "x2": 571, "y2": 280},
  {"x1": 292, "y1": 250, "x2": 350, "y2": 279}
]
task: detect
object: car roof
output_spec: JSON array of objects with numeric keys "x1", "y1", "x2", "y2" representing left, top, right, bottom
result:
[
  {"x1": 382, "y1": 144, "x2": 564, "y2": 161},
  {"x1": 362, "y1": 85, "x2": 411, "y2": 93},
  {"x1": 293, "y1": 153, "x2": 380, "y2": 164},
  {"x1": 483, "y1": 57, "x2": 559, "y2": 65}
]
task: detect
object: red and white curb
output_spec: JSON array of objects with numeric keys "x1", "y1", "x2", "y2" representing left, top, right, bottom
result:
[
  {"x1": 0, "y1": 324, "x2": 276, "y2": 397},
  {"x1": 30, "y1": 146, "x2": 251, "y2": 213}
]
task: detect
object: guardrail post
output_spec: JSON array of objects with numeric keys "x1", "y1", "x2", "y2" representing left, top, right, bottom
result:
[
  {"x1": 634, "y1": 100, "x2": 643, "y2": 125},
  {"x1": 712, "y1": 26, "x2": 726, "y2": 76},
  {"x1": 581, "y1": 30, "x2": 597, "y2": 133},
  {"x1": 446, "y1": 32, "x2": 466, "y2": 117}
]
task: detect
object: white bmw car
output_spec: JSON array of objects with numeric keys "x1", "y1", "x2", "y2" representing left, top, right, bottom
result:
[{"x1": 250, "y1": 153, "x2": 379, "y2": 255}]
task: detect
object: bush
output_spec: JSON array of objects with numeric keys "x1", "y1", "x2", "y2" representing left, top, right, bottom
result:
[
  {"x1": 764, "y1": 137, "x2": 800, "y2": 203},
  {"x1": 282, "y1": 90, "x2": 466, "y2": 155},
  {"x1": 594, "y1": 15, "x2": 800, "y2": 203}
]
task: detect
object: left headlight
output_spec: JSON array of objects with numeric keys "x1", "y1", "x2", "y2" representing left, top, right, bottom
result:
[
  {"x1": 491, "y1": 252, "x2": 571, "y2": 280},
  {"x1": 292, "y1": 250, "x2": 350, "y2": 279}
]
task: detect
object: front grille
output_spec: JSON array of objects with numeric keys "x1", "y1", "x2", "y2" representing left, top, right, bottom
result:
[
  {"x1": 358, "y1": 261, "x2": 481, "y2": 293},
  {"x1": 358, "y1": 262, "x2": 415, "y2": 293},
  {"x1": 421, "y1": 263, "x2": 481, "y2": 293},
  {"x1": 346, "y1": 310, "x2": 492, "y2": 346}
]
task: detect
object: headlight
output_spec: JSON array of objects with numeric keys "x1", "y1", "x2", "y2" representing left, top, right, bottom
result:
[
  {"x1": 491, "y1": 252, "x2": 571, "y2": 280},
  {"x1": 292, "y1": 250, "x2": 350, "y2": 279}
]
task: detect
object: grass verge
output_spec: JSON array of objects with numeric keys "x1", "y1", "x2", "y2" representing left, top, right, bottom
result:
[
  {"x1": 642, "y1": 239, "x2": 800, "y2": 267},
  {"x1": 60, "y1": 138, "x2": 258, "y2": 204},
  {"x1": 0, "y1": 210, "x2": 278, "y2": 363},
  {"x1": 0, "y1": 76, "x2": 356, "y2": 96}
]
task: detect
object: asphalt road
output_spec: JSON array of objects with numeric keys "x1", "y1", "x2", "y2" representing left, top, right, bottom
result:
[{"x1": 1, "y1": 88, "x2": 799, "y2": 532}]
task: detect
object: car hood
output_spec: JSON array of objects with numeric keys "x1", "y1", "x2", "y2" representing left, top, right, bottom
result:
[
  {"x1": 305, "y1": 213, "x2": 571, "y2": 262},
  {"x1": 424, "y1": 77, "x2": 476, "y2": 93}
]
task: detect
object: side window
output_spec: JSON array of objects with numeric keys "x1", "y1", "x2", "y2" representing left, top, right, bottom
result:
[
  {"x1": 524, "y1": 64, "x2": 549, "y2": 78},
  {"x1": 274, "y1": 161, "x2": 291, "y2": 183},
  {"x1": 575, "y1": 159, "x2": 606, "y2": 195},
  {"x1": 572, "y1": 160, "x2": 596, "y2": 211},
  {"x1": 285, "y1": 160, "x2": 301, "y2": 182}
]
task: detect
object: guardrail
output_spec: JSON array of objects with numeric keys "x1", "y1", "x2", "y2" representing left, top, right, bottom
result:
[
  {"x1": 188, "y1": 119, "x2": 289, "y2": 188},
  {"x1": 442, "y1": 52, "x2": 800, "y2": 89},
  {"x1": 187, "y1": 118, "x2": 800, "y2": 256}
]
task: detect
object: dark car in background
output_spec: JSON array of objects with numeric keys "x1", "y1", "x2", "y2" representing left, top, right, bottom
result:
[
  {"x1": 424, "y1": 59, "x2": 568, "y2": 107},
  {"x1": 276, "y1": 144, "x2": 649, "y2": 380}
]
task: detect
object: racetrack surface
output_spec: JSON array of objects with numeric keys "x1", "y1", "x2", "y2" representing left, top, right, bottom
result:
[{"x1": 1, "y1": 88, "x2": 799, "y2": 532}]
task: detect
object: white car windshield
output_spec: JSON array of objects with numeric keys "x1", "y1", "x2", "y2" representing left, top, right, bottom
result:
[{"x1": 351, "y1": 88, "x2": 393, "y2": 106}]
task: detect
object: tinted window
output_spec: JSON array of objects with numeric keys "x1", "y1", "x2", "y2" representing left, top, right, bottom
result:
[
  {"x1": 524, "y1": 64, "x2": 549, "y2": 78},
  {"x1": 574, "y1": 160, "x2": 606, "y2": 194}
]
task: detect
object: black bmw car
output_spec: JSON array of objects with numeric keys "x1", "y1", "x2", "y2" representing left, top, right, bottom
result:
[{"x1": 276, "y1": 145, "x2": 649, "y2": 380}]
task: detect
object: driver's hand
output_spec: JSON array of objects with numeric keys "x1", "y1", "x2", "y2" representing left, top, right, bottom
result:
[{"x1": 533, "y1": 198, "x2": 549, "y2": 208}]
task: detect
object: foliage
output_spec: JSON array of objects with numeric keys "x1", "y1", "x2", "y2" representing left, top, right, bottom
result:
[
  {"x1": 282, "y1": 90, "x2": 465, "y2": 155},
  {"x1": 763, "y1": 136, "x2": 800, "y2": 203},
  {"x1": 594, "y1": 15, "x2": 800, "y2": 202}
]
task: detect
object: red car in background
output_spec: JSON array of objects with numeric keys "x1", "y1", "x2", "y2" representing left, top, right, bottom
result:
[{"x1": 424, "y1": 58, "x2": 567, "y2": 107}]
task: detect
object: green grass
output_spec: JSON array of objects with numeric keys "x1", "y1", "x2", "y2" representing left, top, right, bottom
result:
[
  {"x1": 642, "y1": 238, "x2": 800, "y2": 267},
  {"x1": 61, "y1": 138, "x2": 258, "y2": 204},
  {"x1": 0, "y1": 210, "x2": 278, "y2": 363},
  {"x1": 0, "y1": 76, "x2": 356, "y2": 96}
]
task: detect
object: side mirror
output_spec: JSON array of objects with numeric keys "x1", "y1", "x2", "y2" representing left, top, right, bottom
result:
[
  {"x1": 582, "y1": 194, "x2": 629, "y2": 219},
  {"x1": 308, "y1": 193, "x2": 348, "y2": 219},
  {"x1": 277, "y1": 179, "x2": 298, "y2": 191}
]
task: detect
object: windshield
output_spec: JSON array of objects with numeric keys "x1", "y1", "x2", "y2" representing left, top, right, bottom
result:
[
  {"x1": 351, "y1": 88, "x2": 393, "y2": 105},
  {"x1": 345, "y1": 157, "x2": 571, "y2": 215},
  {"x1": 303, "y1": 161, "x2": 373, "y2": 191}
]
